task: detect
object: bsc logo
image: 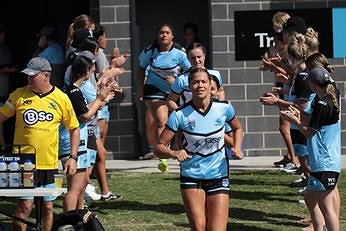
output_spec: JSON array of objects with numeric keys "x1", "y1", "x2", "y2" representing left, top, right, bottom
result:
[{"x1": 23, "y1": 109, "x2": 53, "y2": 125}]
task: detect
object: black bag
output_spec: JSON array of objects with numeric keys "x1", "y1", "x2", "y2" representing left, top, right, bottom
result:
[{"x1": 53, "y1": 209, "x2": 105, "y2": 231}]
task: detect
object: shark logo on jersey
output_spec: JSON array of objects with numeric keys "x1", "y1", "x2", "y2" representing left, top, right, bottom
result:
[
  {"x1": 215, "y1": 118, "x2": 223, "y2": 126},
  {"x1": 187, "y1": 118, "x2": 196, "y2": 130},
  {"x1": 192, "y1": 140, "x2": 203, "y2": 148},
  {"x1": 49, "y1": 102, "x2": 58, "y2": 110}
]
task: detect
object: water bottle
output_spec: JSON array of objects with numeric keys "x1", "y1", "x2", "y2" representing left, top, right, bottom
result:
[
  {"x1": 0, "y1": 160, "x2": 8, "y2": 188},
  {"x1": 8, "y1": 160, "x2": 21, "y2": 188},
  {"x1": 23, "y1": 159, "x2": 35, "y2": 187}
]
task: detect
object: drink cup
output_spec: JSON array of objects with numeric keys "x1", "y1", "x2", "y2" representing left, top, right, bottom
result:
[{"x1": 54, "y1": 174, "x2": 64, "y2": 188}]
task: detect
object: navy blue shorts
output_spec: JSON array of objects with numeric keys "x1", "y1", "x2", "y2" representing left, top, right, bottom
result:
[
  {"x1": 308, "y1": 171, "x2": 339, "y2": 191},
  {"x1": 180, "y1": 176, "x2": 230, "y2": 195},
  {"x1": 143, "y1": 84, "x2": 168, "y2": 100}
]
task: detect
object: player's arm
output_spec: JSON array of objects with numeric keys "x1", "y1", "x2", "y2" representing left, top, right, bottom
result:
[
  {"x1": 64, "y1": 127, "x2": 80, "y2": 175},
  {"x1": 0, "y1": 112, "x2": 9, "y2": 123}
]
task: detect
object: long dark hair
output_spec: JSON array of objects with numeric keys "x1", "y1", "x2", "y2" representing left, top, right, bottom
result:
[{"x1": 70, "y1": 55, "x2": 93, "y2": 83}]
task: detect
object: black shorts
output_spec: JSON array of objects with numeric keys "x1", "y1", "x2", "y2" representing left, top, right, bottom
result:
[
  {"x1": 34, "y1": 169, "x2": 58, "y2": 186},
  {"x1": 143, "y1": 84, "x2": 168, "y2": 100},
  {"x1": 87, "y1": 134, "x2": 97, "y2": 150},
  {"x1": 290, "y1": 129, "x2": 307, "y2": 145},
  {"x1": 308, "y1": 171, "x2": 340, "y2": 191},
  {"x1": 180, "y1": 176, "x2": 230, "y2": 195}
]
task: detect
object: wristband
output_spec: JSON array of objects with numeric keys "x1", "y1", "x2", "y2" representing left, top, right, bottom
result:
[{"x1": 69, "y1": 155, "x2": 78, "y2": 162}]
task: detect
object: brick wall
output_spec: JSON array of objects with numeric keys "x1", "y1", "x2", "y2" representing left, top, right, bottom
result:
[
  {"x1": 210, "y1": 0, "x2": 346, "y2": 157},
  {"x1": 98, "y1": 0, "x2": 346, "y2": 159}
]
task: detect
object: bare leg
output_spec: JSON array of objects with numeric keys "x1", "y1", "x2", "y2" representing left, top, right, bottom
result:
[
  {"x1": 145, "y1": 100, "x2": 169, "y2": 145},
  {"x1": 145, "y1": 110, "x2": 156, "y2": 147},
  {"x1": 12, "y1": 199, "x2": 34, "y2": 231},
  {"x1": 95, "y1": 138, "x2": 109, "y2": 195},
  {"x1": 181, "y1": 188, "x2": 207, "y2": 231},
  {"x1": 206, "y1": 194, "x2": 229, "y2": 231},
  {"x1": 98, "y1": 119, "x2": 109, "y2": 145},
  {"x1": 279, "y1": 118, "x2": 298, "y2": 164},
  {"x1": 64, "y1": 170, "x2": 88, "y2": 211},
  {"x1": 41, "y1": 201, "x2": 54, "y2": 231}
]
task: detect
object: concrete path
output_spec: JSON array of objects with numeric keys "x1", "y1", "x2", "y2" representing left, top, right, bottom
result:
[{"x1": 105, "y1": 155, "x2": 346, "y2": 173}]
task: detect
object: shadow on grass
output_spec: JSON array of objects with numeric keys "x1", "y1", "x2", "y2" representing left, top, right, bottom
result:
[
  {"x1": 230, "y1": 189, "x2": 298, "y2": 203},
  {"x1": 92, "y1": 200, "x2": 185, "y2": 215},
  {"x1": 230, "y1": 207, "x2": 303, "y2": 228}
]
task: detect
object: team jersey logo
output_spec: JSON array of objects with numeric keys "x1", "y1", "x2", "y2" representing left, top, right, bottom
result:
[
  {"x1": 222, "y1": 178, "x2": 229, "y2": 187},
  {"x1": 187, "y1": 118, "x2": 195, "y2": 130},
  {"x1": 23, "y1": 109, "x2": 53, "y2": 125},
  {"x1": 49, "y1": 102, "x2": 58, "y2": 110},
  {"x1": 23, "y1": 100, "x2": 32, "y2": 105}
]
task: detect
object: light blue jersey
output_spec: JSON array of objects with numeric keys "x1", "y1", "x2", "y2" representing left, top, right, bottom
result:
[
  {"x1": 171, "y1": 69, "x2": 223, "y2": 105},
  {"x1": 307, "y1": 94, "x2": 341, "y2": 173},
  {"x1": 166, "y1": 99, "x2": 235, "y2": 179},
  {"x1": 80, "y1": 78, "x2": 99, "y2": 136},
  {"x1": 139, "y1": 43, "x2": 191, "y2": 96},
  {"x1": 38, "y1": 43, "x2": 65, "y2": 64}
]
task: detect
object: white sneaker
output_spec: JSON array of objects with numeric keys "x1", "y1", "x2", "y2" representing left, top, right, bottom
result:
[
  {"x1": 298, "y1": 186, "x2": 307, "y2": 196},
  {"x1": 85, "y1": 184, "x2": 101, "y2": 201},
  {"x1": 280, "y1": 162, "x2": 298, "y2": 173},
  {"x1": 298, "y1": 199, "x2": 306, "y2": 205}
]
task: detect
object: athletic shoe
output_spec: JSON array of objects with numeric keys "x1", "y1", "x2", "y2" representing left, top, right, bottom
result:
[
  {"x1": 295, "y1": 166, "x2": 304, "y2": 175},
  {"x1": 100, "y1": 192, "x2": 122, "y2": 201},
  {"x1": 157, "y1": 159, "x2": 169, "y2": 173},
  {"x1": 298, "y1": 186, "x2": 307, "y2": 196},
  {"x1": 85, "y1": 184, "x2": 101, "y2": 201},
  {"x1": 280, "y1": 162, "x2": 298, "y2": 173},
  {"x1": 298, "y1": 199, "x2": 306, "y2": 205},
  {"x1": 290, "y1": 175, "x2": 307, "y2": 188},
  {"x1": 273, "y1": 156, "x2": 290, "y2": 167},
  {"x1": 139, "y1": 152, "x2": 158, "y2": 160}
]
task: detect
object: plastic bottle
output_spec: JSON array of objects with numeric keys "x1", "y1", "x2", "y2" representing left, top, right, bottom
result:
[
  {"x1": 8, "y1": 160, "x2": 21, "y2": 188},
  {"x1": 23, "y1": 159, "x2": 35, "y2": 187},
  {"x1": 0, "y1": 160, "x2": 8, "y2": 188}
]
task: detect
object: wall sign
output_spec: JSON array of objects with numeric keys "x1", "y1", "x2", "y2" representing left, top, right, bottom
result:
[{"x1": 234, "y1": 8, "x2": 335, "y2": 60}]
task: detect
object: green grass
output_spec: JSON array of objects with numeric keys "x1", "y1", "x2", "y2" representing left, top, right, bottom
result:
[{"x1": 0, "y1": 170, "x2": 344, "y2": 230}]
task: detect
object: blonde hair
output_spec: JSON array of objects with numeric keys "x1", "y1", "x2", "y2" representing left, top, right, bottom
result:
[
  {"x1": 327, "y1": 84, "x2": 340, "y2": 114},
  {"x1": 287, "y1": 33, "x2": 309, "y2": 61},
  {"x1": 272, "y1": 12, "x2": 290, "y2": 31},
  {"x1": 305, "y1": 27, "x2": 319, "y2": 55}
]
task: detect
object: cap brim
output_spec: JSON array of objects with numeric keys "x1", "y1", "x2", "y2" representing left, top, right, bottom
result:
[{"x1": 21, "y1": 68, "x2": 40, "y2": 76}]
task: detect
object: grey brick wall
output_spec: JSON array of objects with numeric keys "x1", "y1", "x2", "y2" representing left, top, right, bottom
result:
[
  {"x1": 211, "y1": 0, "x2": 346, "y2": 157},
  {"x1": 98, "y1": 0, "x2": 346, "y2": 159}
]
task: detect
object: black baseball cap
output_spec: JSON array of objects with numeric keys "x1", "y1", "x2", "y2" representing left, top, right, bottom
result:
[
  {"x1": 308, "y1": 67, "x2": 334, "y2": 86},
  {"x1": 283, "y1": 16, "x2": 307, "y2": 34}
]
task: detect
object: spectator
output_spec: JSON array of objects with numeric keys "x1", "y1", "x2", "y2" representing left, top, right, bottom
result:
[
  {"x1": 0, "y1": 57, "x2": 79, "y2": 231},
  {"x1": 33, "y1": 25, "x2": 65, "y2": 89},
  {"x1": 0, "y1": 24, "x2": 17, "y2": 145},
  {"x1": 59, "y1": 51, "x2": 115, "y2": 211},
  {"x1": 280, "y1": 66, "x2": 341, "y2": 231}
]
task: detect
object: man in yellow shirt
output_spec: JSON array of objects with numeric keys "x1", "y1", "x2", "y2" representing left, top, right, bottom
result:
[{"x1": 0, "y1": 57, "x2": 80, "y2": 231}]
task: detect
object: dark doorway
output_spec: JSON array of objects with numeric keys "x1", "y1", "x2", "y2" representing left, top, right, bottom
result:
[
  {"x1": 0, "y1": 1, "x2": 90, "y2": 144},
  {"x1": 131, "y1": 0, "x2": 210, "y2": 156},
  {"x1": 134, "y1": 0, "x2": 211, "y2": 66},
  {"x1": 1, "y1": 1, "x2": 90, "y2": 75}
]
